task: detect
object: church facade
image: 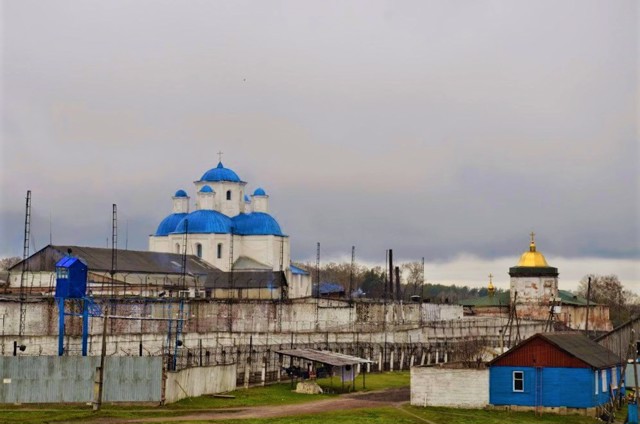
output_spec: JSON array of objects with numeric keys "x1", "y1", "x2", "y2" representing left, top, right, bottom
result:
[
  {"x1": 148, "y1": 161, "x2": 311, "y2": 298},
  {"x1": 460, "y1": 234, "x2": 612, "y2": 332}
]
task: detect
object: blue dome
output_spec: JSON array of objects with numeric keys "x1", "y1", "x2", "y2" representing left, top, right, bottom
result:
[
  {"x1": 155, "y1": 213, "x2": 188, "y2": 236},
  {"x1": 200, "y1": 185, "x2": 214, "y2": 193},
  {"x1": 244, "y1": 194, "x2": 250, "y2": 202},
  {"x1": 253, "y1": 187, "x2": 266, "y2": 196},
  {"x1": 232, "y1": 212, "x2": 284, "y2": 236},
  {"x1": 200, "y1": 162, "x2": 242, "y2": 183},
  {"x1": 174, "y1": 189, "x2": 188, "y2": 198},
  {"x1": 174, "y1": 210, "x2": 233, "y2": 234},
  {"x1": 174, "y1": 209, "x2": 233, "y2": 234}
]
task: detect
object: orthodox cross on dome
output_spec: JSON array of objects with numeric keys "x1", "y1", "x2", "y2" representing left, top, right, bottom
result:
[
  {"x1": 529, "y1": 231, "x2": 537, "y2": 252},
  {"x1": 217, "y1": 151, "x2": 224, "y2": 162},
  {"x1": 487, "y1": 273, "x2": 495, "y2": 296},
  {"x1": 488, "y1": 273, "x2": 493, "y2": 281}
]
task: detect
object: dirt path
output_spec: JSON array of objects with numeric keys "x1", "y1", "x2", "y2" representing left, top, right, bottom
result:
[{"x1": 126, "y1": 388, "x2": 410, "y2": 423}]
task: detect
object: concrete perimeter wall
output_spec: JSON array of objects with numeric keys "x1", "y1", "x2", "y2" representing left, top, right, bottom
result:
[
  {"x1": 0, "y1": 356, "x2": 162, "y2": 403},
  {"x1": 165, "y1": 363, "x2": 237, "y2": 404},
  {"x1": 411, "y1": 366, "x2": 488, "y2": 408}
]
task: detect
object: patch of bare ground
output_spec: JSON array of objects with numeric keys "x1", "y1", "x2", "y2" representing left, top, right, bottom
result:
[{"x1": 126, "y1": 387, "x2": 410, "y2": 423}]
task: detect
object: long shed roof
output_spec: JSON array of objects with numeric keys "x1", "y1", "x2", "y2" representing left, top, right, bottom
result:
[
  {"x1": 274, "y1": 349, "x2": 374, "y2": 367},
  {"x1": 10, "y1": 245, "x2": 218, "y2": 275}
]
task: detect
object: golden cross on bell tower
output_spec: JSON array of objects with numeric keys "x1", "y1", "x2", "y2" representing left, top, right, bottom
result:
[
  {"x1": 488, "y1": 273, "x2": 495, "y2": 296},
  {"x1": 217, "y1": 151, "x2": 224, "y2": 162},
  {"x1": 488, "y1": 273, "x2": 493, "y2": 281},
  {"x1": 530, "y1": 231, "x2": 535, "y2": 243}
]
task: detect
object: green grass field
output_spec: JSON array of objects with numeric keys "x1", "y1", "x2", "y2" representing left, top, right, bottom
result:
[{"x1": 0, "y1": 371, "x2": 604, "y2": 424}]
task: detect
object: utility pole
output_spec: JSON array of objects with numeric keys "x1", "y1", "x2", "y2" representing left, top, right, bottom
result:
[
  {"x1": 94, "y1": 204, "x2": 116, "y2": 411},
  {"x1": 584, "y1": 277, "x2": 591, "y2": 336}
]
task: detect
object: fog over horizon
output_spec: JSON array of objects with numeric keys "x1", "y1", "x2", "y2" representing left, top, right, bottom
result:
[{"x1": 1, "y1": 1, "x2": 638, "y2": 292}]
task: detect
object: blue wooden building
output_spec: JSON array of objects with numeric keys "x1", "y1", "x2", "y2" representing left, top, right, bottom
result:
[{"x1": 489, "y1": 333, "x2": 623, "y2": 412}]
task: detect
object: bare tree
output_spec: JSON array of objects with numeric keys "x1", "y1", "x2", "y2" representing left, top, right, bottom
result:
[
  {"x1": 577, "y1": 274, "x2": 639, "y2": 327},
  {"x1": 401, "y1": 261, "x2": 423, "y2": 297},
  {"x1": 0, "y1": 257, "x2": 21, "y2": 271}
]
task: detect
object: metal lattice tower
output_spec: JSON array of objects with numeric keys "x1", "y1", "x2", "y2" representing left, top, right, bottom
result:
[
  {"x1": 18, "y1": 190, "x2": 32, "y2": 340},
  {"x1": 111, "y1": 204, "x2": 117, "y2": 298},
  {"x1": 227, "y1": 229, "x2": 234, "y2": 331},
  {"x1": 349, "y1": 246, "x2": 355, "y2": 300},
  {"x1": 180, "y1": 219, "x2": 189, "y2": 289}
]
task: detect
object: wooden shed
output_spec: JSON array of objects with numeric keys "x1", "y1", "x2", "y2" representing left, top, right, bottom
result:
[{"x1": 489, "y1": 333, "x2": 623, "y2": 414}]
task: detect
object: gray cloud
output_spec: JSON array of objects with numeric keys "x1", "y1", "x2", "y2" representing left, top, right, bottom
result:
[{"x1": 1, "y1": 1, "x2": 638, "y2": 274}]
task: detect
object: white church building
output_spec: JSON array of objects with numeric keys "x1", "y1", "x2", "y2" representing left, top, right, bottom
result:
[{"x1": 148, "y1": 161, "x2": 311, "y2": 298}]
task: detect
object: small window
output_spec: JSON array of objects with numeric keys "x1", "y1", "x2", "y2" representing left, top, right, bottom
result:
[
  {"x1": 217, "y1": 243, "x2": 223, "y2": 259},
  {"x1": 611, "y1": 367, "x2": 618, "y2": 389},
  {"x1": 175, "y1": 243, "x2": 180, "y2": 254},
  {"x1": 601, "y1": 369, "x2": 607, "y2": 392},
  {"x1": 196, "y1": 243, "x2": 202, "y2": 258},
  {"x1": 513, "y1": 371, "x2": 524, "y2": 392},
  {"x1": 595, "y1": 370, "x2": 598, "y2": 394},
  {"x1": 226, "y1": 190, "x2": 231, "y2": 200},
  {"x1": 56, "y1": 267, "x2": 69, "y2": 279}
]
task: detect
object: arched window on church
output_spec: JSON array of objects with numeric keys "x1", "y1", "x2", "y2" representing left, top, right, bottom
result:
[
  {"x1": 217, "y1": 243, "x2": 223, "y2": 259},
  {"x1": 226, "y1": 190, "x2": 231, "y2": 201},
  {"x1": 196, "y1": 243, "x2": 202, "y2": 258},
  {"x1": 175, "y1": 243, "x2": 180, "y2": 254}
]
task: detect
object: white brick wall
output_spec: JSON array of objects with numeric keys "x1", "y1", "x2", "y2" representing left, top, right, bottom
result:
[{"x1": 411, "y1": 366, "x2": 489, "y2": 408}]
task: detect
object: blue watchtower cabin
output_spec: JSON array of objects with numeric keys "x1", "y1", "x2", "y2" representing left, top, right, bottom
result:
[
  {"x1": 54, "y1": 254, "x2": 88, "y2": 299},
  {"x1": 489, "y1": 333, "x2": 623, "y2": 415},
  {"x1": 54, "y1": 251, "x2": 90, "y2": 356}
]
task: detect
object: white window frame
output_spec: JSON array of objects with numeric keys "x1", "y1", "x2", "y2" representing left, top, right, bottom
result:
[
  {"x1": 611, "y1": 367, "x2": 618, "y2": 389},
  {"x1": 513, "y1": 371, "x2": 524, "y2": 392},
  {"x1": 601, "y1": 369, "x2": 607, "y2": 392}
]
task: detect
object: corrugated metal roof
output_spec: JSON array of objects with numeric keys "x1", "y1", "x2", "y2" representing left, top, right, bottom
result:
[
  {"x1": 274, "y1": 349, "x2": 373, "y2": 367},
  {"x1": 459, "y1": 289, "x2": 593, "y2": 307},
  {"x1": 10, "y1": 245, "x2": 218, "y2": 275},
  {"x1": 290, "y1": 264, "x2": 310, "y2": 275},
  {"x1": 204, "y1": 270, "x2": 287, "y2": 289},
  {"x1": 233, "y1": 256, "x2": 271, "y2": 271},
  {"x1": 313, "y1": 282, "x2": 345, "y2": 296},
  {"x1": 489, "y1": 333, "x2": 622, "y2": 369},
  {"x1": 459, "y1": 291, "x2": 509, "y2": 307}
]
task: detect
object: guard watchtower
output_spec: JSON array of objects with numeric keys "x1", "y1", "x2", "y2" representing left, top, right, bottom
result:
[{"x1": 54, "y1": 251, "x2": 98, "y2": 356}]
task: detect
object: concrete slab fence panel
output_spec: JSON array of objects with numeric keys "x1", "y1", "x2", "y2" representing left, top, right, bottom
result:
[{"x1": 411, "y1": 366, "x2": 489, "y2": 408}]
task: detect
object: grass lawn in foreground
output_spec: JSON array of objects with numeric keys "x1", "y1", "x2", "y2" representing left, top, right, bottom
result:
[
  {"x1": 142, "y1": 406, "x2": 601, "y2": 424},
  {"x1": 0, "y1": 371, "x2": 409, "y2": 422}
]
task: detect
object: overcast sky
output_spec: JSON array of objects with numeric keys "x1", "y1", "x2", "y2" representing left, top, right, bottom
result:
[{"x1": 1, "y1": 0, "x2": 638, "y2": 292}]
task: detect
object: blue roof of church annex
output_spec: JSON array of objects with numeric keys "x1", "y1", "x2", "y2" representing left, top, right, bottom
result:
[
  {"x1": 174, "y1": 210, "x2": 233, "y2": 234},
  {"x1": 174, "y1": 189, "x2": 188, "y2": 198},
  {"x1": 155, "y1": 212, "x2": 188, "y2": 236},
  {"x1": 232, "y1": 212, "x2": 284, "y2": 236},
  {"x1": 199, "y1": 162, "x2": 243, "y2": 183}
]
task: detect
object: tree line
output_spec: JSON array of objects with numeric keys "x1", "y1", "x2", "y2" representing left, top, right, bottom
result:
[{"x1": 295, "y1": 260, "x2": 503, "y2": 303}]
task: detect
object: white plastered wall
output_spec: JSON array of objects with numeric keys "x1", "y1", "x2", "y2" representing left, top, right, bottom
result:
[
  {"x1": 510, "y1": 275, "x2": 558, "y2": 303},
  {"x1": 193, "y1": 181, "x2": 246, "y2": 216}
]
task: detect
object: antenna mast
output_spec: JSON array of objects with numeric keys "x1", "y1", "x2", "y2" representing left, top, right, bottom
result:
[
  {"x1": 111, "y1": 204, "x2": 118, "y2": 296},
  {"x1": 17, "y1": 190, "x2": 32, "y2": 346}
]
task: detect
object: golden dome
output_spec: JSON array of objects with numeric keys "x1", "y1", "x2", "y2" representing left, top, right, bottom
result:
[
  {"x1": 516, "y1": 232, "x2": 550, "y2": 267},
  {"x1": 487, "y1": 273, "x2": 495, "y2": 296}
]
